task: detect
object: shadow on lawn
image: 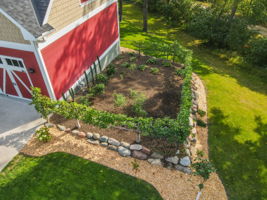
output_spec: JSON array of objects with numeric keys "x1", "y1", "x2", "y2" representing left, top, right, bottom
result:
[{"x1": 208, "y1": 108, "x2": 267, "y2": 200}]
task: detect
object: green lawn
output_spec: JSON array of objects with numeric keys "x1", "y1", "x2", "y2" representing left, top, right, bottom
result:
[
  {"x1": 0, "y1": 153, "x2": 162, "y2": 200},
  {"x1": 120, "y1": 3, "x2": 267, "y2": 200}
]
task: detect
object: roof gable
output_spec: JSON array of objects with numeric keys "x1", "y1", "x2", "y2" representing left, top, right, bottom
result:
[
  {"x1": 0, "y1": 0, "x2": 54, "y2": 38},
  {"x1": 31, "y1": 0, "x2": 51, "y2": 25}
]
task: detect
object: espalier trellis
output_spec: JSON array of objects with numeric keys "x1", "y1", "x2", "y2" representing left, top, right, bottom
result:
[{"x1": 31, "y1": 40, "x2": 193, "y2": 144}]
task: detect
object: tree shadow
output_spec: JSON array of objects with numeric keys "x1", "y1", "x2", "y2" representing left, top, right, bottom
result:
[{"x1": 208, "y1": 108, "x2": 267, "y2": 200}]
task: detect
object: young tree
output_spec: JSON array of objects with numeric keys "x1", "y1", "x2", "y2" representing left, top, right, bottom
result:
[
  {"x1": 119, "y1": 0, "x2": 123, "y2": 21},
  {"x1": 143, "y1": 0, "x2": 148, "y2": 32}
]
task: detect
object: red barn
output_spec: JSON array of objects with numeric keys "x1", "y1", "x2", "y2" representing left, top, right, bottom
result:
[{"x1": 0, "y1": 0, "x2": 120, "y2": 100}]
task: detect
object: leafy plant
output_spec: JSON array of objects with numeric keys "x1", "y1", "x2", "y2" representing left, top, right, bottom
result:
[
  {"x1": 192, "y1": 158, "x2": 216, "y2": 181},
  {"x1": 77, "y1": 95, "x2": 92, "y2": 106},
  {"x1": 146, "y1": 57, "x2": 157, "y2": 64},
  {"x1": 36, "y1": 126, "x2": 51, "y2": 142},
  {"x1": 162, "y1": 61, "x2": 172, "y2": 67},
  {"x1": 114, "y1": 93, "x2": 127, "y2": 107},
  {"x1": 137, "y1": 64, "x2": 148, "y2": 71},
  {"x1": 96, "y1": 74, "x2": 108, "y2": 84},
  {"x1": 131, "y1": 159, "x2": 140, "y2": 173},
  {"x1": 121, "y1": 62, "x2": 130, "y2": 68},
  {"x1": 129, "y1": 63, "x2": 137, "y2": 70},
  {"x1": 197, "y1": 109, "x2": 206, "y2": 117},
  {"x1": 91, "y1": 84, "x2": 105, "y2": 95},
  {"x1": 131, "y1": 93, "x2": 147, "y2": 117},
  {"x1": 106, "y1": 64, "x2": 116, "y2": 76},
  {"x1": 150, "y1": 67, "x2": 160, "y2": 74},
  {"x1": 129, "y1": 56, "x2": 136, "y2": 62},
  {"x1": 129, "y1": 89, "x2": 139, "y2": 99},
  {"x1": 176, "y1": 68, "x2": 186, "y2": 78},
  {"x1": 197, "y1": 119, "x2": 207, "y2": 127}
]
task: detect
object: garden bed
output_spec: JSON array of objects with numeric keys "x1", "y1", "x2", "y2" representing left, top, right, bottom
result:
[{"x1": 50, "y1": 52, "x2": 184, "y2": 156}]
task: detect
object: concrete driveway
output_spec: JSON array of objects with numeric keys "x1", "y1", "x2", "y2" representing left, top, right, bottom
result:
[{"x1": 0, "y1": 95, "x2": 45, "y2": 171}]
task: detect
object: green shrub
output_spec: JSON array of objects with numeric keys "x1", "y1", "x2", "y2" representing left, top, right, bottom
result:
[
  {"x1": 114, "y1": 93, "x2": 127, "y2": 107},
  {"x1": 197, "y1": 109, "x2": 206, "y2": 117},
  {"x1": 91, "y1": 84, "x2": 105, "y2": 95},
  {"x1": 192, "y1": 158, "x2": 216, "y2": 181},
  {"x1": 243, "y1": 37, "x2": 267, "y2": 68},
  {"x1": 77, "y1": 95, "x2": 92, "y2": 106},
  {"x1": 96, "y1": 74, "x2": 108, "y2": 84},
  {"x1": 150, "y1": 67, "x2": 160, "y2": 74},
  {"x1": 129, "y1": 89, "x2": 139, "y2": 99},
  {"x1": 197, "y1": 119, "x2": 207, "y2": 127},
  {"x1": 131, "y1": 94, "x2": 147, "y2": 117},
  {"x1": 176, "y1": 68, "x2": 186, "y2": 77},
  {"x1": 137, "y1": 64, "x2": 148, "y2": 71},
  {"x1": 36, "y1": 126, "x2": 51, "y2": 142},
  {"x1": 121, "y1": 62, "x2": 130, "y2": 68},
  {"x1": 146, "y1": 58, "x2": 157, "y2": 64},
  {"x1": 106, "y1": 64, "x2": 116, "y2": 76}
]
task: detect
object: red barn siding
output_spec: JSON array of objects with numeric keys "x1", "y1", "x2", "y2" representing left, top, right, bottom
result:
[
  {"x1": 41, "y1": 2, "x2": 119, "y2": 99},
  {"x1": 0, "y1": 47, "x2": 49, "y2": 97}
]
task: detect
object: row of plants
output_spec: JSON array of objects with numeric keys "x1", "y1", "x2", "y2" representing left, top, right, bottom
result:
[{"x1": 31, "y1": 40, "x2": 193, "y2": 144}]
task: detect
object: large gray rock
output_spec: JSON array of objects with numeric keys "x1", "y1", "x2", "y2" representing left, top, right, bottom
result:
[
  {"x1": 180, "y1": 156, "x2": 191, "y2": 167},
  {"x1": 108, "y1": 138, "x2": 120, "y2": 146},
  {"x1": 99, "y1": 136, "x2": 109, "y2": 143},
  {"x1": 87, "y1": 139, "x2": 100, "y2": 145},
  {"x1": 118, "y1": 146, "x2": 131, "y2": 157},
  {"x1": 150, "y1": 152, "x2": 164, "y2": 159},
  {"x1": 132, "y1": 150, "x2": 148, "y2": 160},
  {"x1": 86, "y1": 132, "x2": 93, "y2": 139},
  {"x1": 93, "y1": 133, "x2": 100, "y2": 140},
  {"x1": 130, "y1": 144, "x2": 142, "y2": 151},
  {"x1": 121, "y1": 142, "x2": 130, "y2": 149},
  {"x1": 175, "y1": 165, "x2": 192, "y2": 174},
  {"x1": 57, "y1": 124, "x2": 66, "y2": 131},
  {"x1": 148, "y1": 158, "x2": 162, "y2": 166},
  {"x1": 100, "y1": 142, "x2": 108, "y2": 147},
  {"x1": 165, "y1": 156, "x2": 179, "y2": 165}
]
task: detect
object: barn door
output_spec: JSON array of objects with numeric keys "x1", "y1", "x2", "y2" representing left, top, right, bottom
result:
[{"x1": 0, "y1": 55, "x2": 33, "y2": 99}]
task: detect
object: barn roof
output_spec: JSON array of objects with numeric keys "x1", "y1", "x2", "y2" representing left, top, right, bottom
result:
[{"x1": 0, "y1": 0, "x2": 54, "y2": 38}]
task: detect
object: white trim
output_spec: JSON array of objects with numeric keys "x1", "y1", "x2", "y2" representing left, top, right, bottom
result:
[
  {"x1": 59, "y1": 37, "x2": 119, "y2": 100},
  {"x1": 0, "y1": 9, "x2": 35, "y2": 41},
  {"x1": 0, "y1": 40, "x2": 34, "y2": 52},
  {"x1": 116, "y1": 1, "x2": 121, "y2": 55},
  {"x1": 30, "y1": 41, "x2": 56, "y2": 100},
  {"x1": 80, "y1": 0, "x2": 97, "y2": 7},
  {"x1": 11, "y1": 71, "x2": 32, "y2": 94},
  {"x1": 42, "y1": 0, "x2": 55, "y2": 25},
  {"x1": 0, "y1": 93, "x2": 32, "y2": 102},
  {"x1": 38, "y1": 0, "x2": 117, "y2": 49},
  {"x1": 6, "y1": 70, "x2": 22, "y2": 97}
]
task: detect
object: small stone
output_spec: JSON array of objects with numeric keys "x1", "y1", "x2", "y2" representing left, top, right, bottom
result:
[
  {"x1": 99, "y1": 135, "x2": 108, "y2": 143},
  {"x1": 130, "y1": 144, "x2": 142, "y2": 151},
  {"x1": 185, "y1": 149, "x2": 191, "y2": 156},
  {"x1": 108, "y1": 145, "x2": 118, "y2": 151},
  {"x1": 191, "y1": 138, "x2": 197, "y2": 144},
  {"x1": 176, "y1": 150, "x2": 180, "y2": 155},
  {"x1": 93, "y1": 133, "x2": 100, "y2": 140},
  {"x1": 150, "y1": 152, "x2": 164, "y2": 159},
  {"x1": 100, "y1": 142, "x2": 108, "y2": 147},
  {"x1": 45, "y1": 123, "x2": 54, "y2": 128},
  {"x1": 57, "y1": 124, "x2": 66, "y2": 131},
  {"x1": 118, "y1": 146, "x2": 131, "y2": 157},
  {"x1": 166, "y1": 162, "x2": 173, "y2": 169},
  {"x1": 183, "y1": 141, "x2": 190, "y2": 149},
  {"x1": 175, "y1": 165, "x2": 192, "y2": 174},
  {"x1": 71, "y1": 130, "x2": 79, "y2": 135},
  {"x1": 86, "y1": 132, "x2": 93, "y2": 139},
  {"x1": 141, "y1": 146, "x2": 151, "y2": 155},
  {"x1": 132, "y1": 150, "x2": 148, "y2": 160},
  {"x1": 189, "y1": 117, "x2": 194, "y2": 127},
  {"x1": 180, "y1": 156, "x2": 191, "y2": 167},
  {"x1": 121, "y1": 142, "x2": 130, "y2": 149},
  {"x1": 87, "y1": 139, "x2": 99, "y2": 145},
  {"x1": 165, "y1": 156, "x2": 179, "y2": 165},
  {"x1": 191, "y1": 127, "x2": 197, "y2": 134},
  {"x1": 108, "y1": 138, "x2": 120, "y2": 146},
  {"x1": 148, "y1": 158, "x2": 162, "y2": 166},
  {"x1": 65, "y1": 128, "x2": 71, "y2": 133},
  {"x1": 78, "y1": 131, "x2": 86, "y2": 138}
]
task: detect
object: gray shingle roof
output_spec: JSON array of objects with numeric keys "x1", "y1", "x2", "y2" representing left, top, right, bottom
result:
[{"x1": 0, "y1": 0, "x2": 54, "y2": 38}]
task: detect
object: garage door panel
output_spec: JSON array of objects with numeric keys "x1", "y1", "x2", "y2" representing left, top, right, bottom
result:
[
  {"x1": 12, "y1": 71, "x2": 32, "y2": 99},
  {"x1": 5, "y1": 71, "x2": 18, "y2": 96}
]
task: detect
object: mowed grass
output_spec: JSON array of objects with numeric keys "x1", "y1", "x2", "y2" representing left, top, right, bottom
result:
[
  {"x1": 0, "y1": 153, "x2": 162, "y2": 200},
  {"x1": 120, "y1": 3, "x2": 267, "y2": 200}
]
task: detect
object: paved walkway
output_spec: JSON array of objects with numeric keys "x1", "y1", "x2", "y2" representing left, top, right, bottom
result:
[{"x1": 0, "y1": 95, "x2": 45, "y2": 171}]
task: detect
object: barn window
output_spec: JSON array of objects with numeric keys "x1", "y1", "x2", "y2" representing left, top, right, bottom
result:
[
  {"x1": 5, "y1": 58, "x2": 24, "y2": 68},
  {"x1": 0, "y1": 58, "x2": 2, "y2": 64}
]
